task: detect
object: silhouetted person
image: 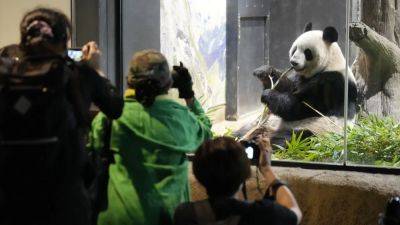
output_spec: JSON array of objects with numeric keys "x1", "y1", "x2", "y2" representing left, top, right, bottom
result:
[
  {"x1": 0, "y1": 7, "x2": 123, "y2": 225},
  {"x1": 174, "y1": 137, "x2": 302, "y2": 225}
]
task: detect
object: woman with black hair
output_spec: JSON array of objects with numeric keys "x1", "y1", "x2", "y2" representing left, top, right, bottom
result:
[
  {"x1": 0, "y1": 7, "x2": 123, "y2": 225},
  {"x1": 174, "y1": 137, "x2": 302, "y2": 225},
  {"x1": 1, "y1": 7, "x2": 71, "y2": 58},
  {"x1": 88, "y1": 50, "x2": 212, "y2": 225}
]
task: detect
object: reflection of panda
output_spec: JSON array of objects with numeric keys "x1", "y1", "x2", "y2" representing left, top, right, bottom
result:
[{"x1": 260, "y1": 23, "x2": 358, "y2": 146}]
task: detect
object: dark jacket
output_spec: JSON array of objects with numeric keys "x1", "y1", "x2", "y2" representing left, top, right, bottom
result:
[
  {"x1": 174, "y1": 198, "x2": 298, "y2": 225},
  {"x1": 0, "y1": 44, "x2": 124, "y2": 225}
]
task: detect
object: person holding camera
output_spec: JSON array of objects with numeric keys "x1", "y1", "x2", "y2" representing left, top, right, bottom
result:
[
  {"x1": 174, "y1": 136, "x2": 302, "y2": 225},
  {"x1": 379, "y1": 196, "x2": 400, "y2": 225},
  {"x1": 88, "y1": 49, "x2": 212, "y2": 225},
  {"x1": 0, "y1": 8, "x2": 122, "y2": 119},
  {"x1": 0, "y1": 7, "x2": 123, "y2": 225}
]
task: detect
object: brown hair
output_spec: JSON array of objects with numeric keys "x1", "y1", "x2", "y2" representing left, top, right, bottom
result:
[
  {"x1": 127, "y1": 50, "x2": 172, "y2": 107},
  {"x1": 193, "y1": 137, "x2": 251, "y2": 198}
]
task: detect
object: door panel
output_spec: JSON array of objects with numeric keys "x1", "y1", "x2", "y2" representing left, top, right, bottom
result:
[{"x1": 237, "y1": 17, "x2": 267, "y2": 116}]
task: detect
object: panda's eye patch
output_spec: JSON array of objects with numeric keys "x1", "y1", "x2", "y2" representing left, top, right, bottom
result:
[{"x1": 304, "y1": 49, "x2": 313, "y2": 61}]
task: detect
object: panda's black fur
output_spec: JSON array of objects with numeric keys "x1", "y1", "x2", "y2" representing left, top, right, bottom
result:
[{"x1": 261, "y1": 70, "x2": 358, "y2": 121}]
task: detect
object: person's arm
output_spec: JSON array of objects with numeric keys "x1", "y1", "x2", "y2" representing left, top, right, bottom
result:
[
  {"x1": 185, "y1": 98, "x2": 212, "y2": 131},
  {"x1": 257, "y1": 137, "x2": 303, "y2": 224},
  {"x1": 81, "y1": 42, "x2": 124, "y2": 119},
  {"x1": 172, "y1": 62, "x2": 212, "y2": 135},
  {"x1": 0, "y1": 44, "x2": 24, "y2": 62},
  {"x1": 90, "y1": 74, "x2": 124, "y2": 119}
]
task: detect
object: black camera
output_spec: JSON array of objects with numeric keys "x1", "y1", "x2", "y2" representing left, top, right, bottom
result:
[{"x1": 241, "y1": 140, "x2": 260, "y2": 165}]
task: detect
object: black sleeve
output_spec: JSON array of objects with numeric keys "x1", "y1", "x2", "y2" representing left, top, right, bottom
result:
[
  {"x1": 245, "y1": 200, "x2": 298, "y2": 225},
  {"x1": 173, "y1": 203, "x2": 197, "y2": 225},
  {"x1": 79, "y1": 64, "x2": 124, "y2": 119}
]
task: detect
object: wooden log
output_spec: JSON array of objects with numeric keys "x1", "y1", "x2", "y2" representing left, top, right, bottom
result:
[{"x1": 350, "y1": 21, "x2": 400, "y2": 119}]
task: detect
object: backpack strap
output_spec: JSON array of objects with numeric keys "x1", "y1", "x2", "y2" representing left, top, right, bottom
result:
[
  {"x1": 64, "y1": 59, "x2": 89, "y2": 128},
  {"x1": 101, "y1": 118, "x2": 115, "y2": 164},
  {"x1": 225, "y1": 216, "x2": 241, "y2": 225},
  {"x1": 193, "y1": 200, "x2": 241, "y2": 225},
  {"x1": 194, "y1": 200, "x2": 216, "y2": 224}
]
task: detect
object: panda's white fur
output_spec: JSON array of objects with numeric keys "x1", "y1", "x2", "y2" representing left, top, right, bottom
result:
[
  {"x1": 289, "y1": 30, "x2": 355, "y2": 83},
  {"x1": 267, "y1": 27, "x2": 357, "y2": 137}
]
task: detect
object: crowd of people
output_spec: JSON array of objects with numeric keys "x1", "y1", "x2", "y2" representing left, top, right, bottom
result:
[{"x1": 0, "y1": 7, "x2": 398, "y2": 225}]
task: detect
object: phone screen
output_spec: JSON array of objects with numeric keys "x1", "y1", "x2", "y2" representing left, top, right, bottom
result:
[
  {"x1": 242, "y1": 141, "x2": 260, "y2": 165},
  {"x1": 68, "y1": 49, "x2": 83, "y2": 62},
  {"x1": 245, "y1": 146, "x2": 254, "y2": 159}
]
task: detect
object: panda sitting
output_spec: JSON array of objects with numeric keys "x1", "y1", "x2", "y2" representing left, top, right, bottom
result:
[{"x1": 258, "y1": 23, "x2": 358, "y2": 147}]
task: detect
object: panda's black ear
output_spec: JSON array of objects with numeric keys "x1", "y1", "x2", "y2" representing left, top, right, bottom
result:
[
  {"x1": 304, "y1": 22, "x2": 312, "y2": 33},
  {"x1": 323, "y1": 26, "x2": 339, "y2": 43}
]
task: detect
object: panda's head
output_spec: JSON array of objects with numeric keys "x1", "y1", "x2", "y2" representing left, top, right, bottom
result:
[{"x1": 289, "y1": 23, "x2": 345, "y2": 79}]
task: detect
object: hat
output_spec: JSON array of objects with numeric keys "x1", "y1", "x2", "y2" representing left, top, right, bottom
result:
[{"x1": 127, "y1": 50, "x2": 172, "y2": 90}]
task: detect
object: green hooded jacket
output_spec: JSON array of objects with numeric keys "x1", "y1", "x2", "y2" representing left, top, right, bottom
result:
[{"x1": 88, "y1": 94, "x2": 212, "y2": 225}]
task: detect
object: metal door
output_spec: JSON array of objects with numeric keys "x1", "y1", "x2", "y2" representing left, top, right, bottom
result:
[
  {"x1": 237, "y1": 16, "x2": 269, "y2": 116},
  {"x1": 236, "y1": 0, "x2": 270, "y2": 118}
]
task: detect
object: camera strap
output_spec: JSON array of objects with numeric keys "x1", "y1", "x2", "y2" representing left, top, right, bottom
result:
[{"x1": 241, "y1": 181, "x2": 248, "y2": 200}]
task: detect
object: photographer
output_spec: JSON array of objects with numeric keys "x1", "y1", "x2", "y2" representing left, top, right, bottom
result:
[
  {"x1": 174, "y1": 136, "x2": 302, "y2": 225},
  {"x1": 0, "y1": 7, "x2": 123, "y2": 225},
  {"x1": 88, "y1": 49, "x2": 212, "y2": 225},
  {"x1": 379, "y1": 196, "x2": 400, "y2": 225},
  {"x1": 0, "y1": 8, "x2": 122, "y2": 119}
]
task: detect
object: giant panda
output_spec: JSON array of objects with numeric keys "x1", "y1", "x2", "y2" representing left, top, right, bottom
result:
[{"x1": 258, "y1": 23, "x2": 358, "y2": 147}]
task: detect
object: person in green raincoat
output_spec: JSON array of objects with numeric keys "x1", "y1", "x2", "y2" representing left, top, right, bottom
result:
[{"x1": 88, "y1": 49, "x2": 212, "y2": 225}]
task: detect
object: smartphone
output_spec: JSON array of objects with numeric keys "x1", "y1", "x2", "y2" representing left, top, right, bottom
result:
[
  {"x1": 67, "y1": 48, "x2": 83, "y2": 62},
  {"x1": 241, "y1": 140, "x2": 260, "y2": 165}
]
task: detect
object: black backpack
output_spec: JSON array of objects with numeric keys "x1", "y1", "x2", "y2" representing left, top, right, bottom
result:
[
  {"x1": 0, "y1": 55, "x2": 84, "y2": 184},
  {"x1": 86, "y1": 117, "x2": 115, "y2": 225}
]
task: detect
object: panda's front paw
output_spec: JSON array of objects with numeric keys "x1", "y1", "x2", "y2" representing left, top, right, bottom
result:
[
  {"x1": 261, "y1": 89, "x2": 272, "y2": 105},
  {"x1": 256, "y1": 66, "x2": 282, "y2": 90}
]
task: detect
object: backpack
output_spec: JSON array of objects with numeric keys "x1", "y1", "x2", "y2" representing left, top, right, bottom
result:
[
  {"x1": 193, "y1": 200, "x2": 241, "y2": 225},
  {"x1": 87, "y1": 117, "x2": 115, "y2": 225},
  {"x1": 0, "y1": 55, "x2": 84, "y2": 184}
]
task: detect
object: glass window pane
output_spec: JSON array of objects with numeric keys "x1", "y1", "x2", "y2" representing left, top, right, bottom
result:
[
  {"x1": 252, "y1": 0, "x2": 348, "y2": 165},
  {"x1": 347, "y1": 0, "x2": 400, "y2": 168}
]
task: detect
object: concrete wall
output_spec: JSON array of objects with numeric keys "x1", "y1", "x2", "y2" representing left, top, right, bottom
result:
[
  {"x1": 190, "y1": 165, "x2": 400, "y2": 225},
  {"x1": 0, "y1": 0, "x2": 71, "y2": 48},
  {"x1": 269, "y1": 0, "x2": 347, "y2": 70},
  {"x1": 120, "y1": 0, "x2": 160, "y2": 89}
]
